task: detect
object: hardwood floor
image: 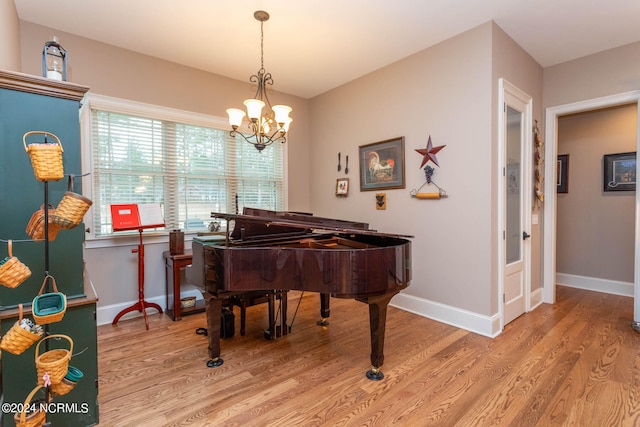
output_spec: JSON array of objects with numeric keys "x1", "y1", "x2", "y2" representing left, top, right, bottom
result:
[{"x1": 97, "y1": 286, "x2": 640, "y2": 426}]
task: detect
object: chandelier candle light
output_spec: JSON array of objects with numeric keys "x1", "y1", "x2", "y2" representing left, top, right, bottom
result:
[{"x1": 226, "y1": 11, "x2": 292, "y2": 152}]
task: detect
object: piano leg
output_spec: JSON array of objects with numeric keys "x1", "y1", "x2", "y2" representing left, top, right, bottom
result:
[
  {"x1": 264, "y1": 291, "x2": 277, "y2": 340},
  {"x1": 317, "y1": 293, "x2": 331, "y2": 326},
  {"x1": 204, "y1": 294, "x2": 224, "y2": 368},
  {"x1": 358, "y1": 291, "x2": 397, "y2": 381},
  {"x1": 279, "y1": 290, "x2": 289, "y2": 336}
]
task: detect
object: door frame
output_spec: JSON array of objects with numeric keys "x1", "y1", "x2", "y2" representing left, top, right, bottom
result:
[
  {"x1": 498, "y1": 78, "x2": 533, "y2": 330},
  {"x1": 542, "y1": 91, "x2": 640, "y2": 325}
]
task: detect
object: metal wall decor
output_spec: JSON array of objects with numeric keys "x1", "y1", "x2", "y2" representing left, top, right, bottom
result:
[{"x1": 410, "y1": 135, "x2": 448, "y2": 199}]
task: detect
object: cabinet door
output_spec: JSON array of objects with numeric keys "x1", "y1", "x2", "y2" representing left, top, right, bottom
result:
[
  {"x1": 1, "y1": 303, "x2": 98, "y2": 427},
  {"x1": 0, "y1": 87, "x2": 85, "y2": 308}
]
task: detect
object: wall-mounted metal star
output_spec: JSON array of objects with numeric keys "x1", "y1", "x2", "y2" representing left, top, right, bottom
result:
[{"x1": 415, "y1": 135, "x2": 446, "y2": 168}]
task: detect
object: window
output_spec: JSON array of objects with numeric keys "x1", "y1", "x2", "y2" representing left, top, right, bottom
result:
[{"x1": 83, "y1": 95, "x2": 285, "y2": 238}]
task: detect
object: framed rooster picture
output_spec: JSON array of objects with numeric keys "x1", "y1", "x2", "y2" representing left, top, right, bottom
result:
[{"x1": 358, "y1": 137, "x2": 406, "y2": 191}]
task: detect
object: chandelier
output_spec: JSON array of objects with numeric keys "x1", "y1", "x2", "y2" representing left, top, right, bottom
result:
[{"x1": 226, "y1": 10, "x2": 293, "y2": 152}]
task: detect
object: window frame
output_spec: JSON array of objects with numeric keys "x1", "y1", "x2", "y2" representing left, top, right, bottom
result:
[{"x1": 80, "y1": 94, "x2": 288, "y2": 248}]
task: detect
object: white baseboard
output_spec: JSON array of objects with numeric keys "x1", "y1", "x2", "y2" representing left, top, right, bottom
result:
[
  {"x1": 391, "y1": 293, "x2": 501, "y2": 338},
  {"x1": 556, "y1": 273, "x2": 634, "y2": 297},
  {"x1": 530, "y1": 287, "x2": 543, "y2": 310},
  {"x1": 96, "y1": 295, "x2": 166, "y2": 326}
]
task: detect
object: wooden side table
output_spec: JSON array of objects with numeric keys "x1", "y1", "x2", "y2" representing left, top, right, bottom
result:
[{"x1": 163, "y1": 250, "x2": 204, "y2": 320}]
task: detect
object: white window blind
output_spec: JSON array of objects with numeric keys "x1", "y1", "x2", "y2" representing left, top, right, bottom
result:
[{"x1": 89, "y1": 104, "x2": 284, "y2": 237}]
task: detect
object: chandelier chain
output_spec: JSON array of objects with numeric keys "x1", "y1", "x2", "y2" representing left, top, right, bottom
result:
[{"x1": 260, "y1": 20, "x2": 265, "y2": 71}]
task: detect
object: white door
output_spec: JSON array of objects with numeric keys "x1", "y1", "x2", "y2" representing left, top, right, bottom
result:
[{"x1": 500, "y1": 79, "x2": 532, "y2": 326}]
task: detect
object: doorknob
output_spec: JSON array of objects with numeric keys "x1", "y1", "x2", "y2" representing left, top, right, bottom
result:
[{"x1": 522, "y1": 231, "x2": 531, "y2": 240}]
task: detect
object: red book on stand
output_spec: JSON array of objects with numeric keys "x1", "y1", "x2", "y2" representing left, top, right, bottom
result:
[{"x1": 110, "y1": 203, "x2": 165, "y2": 232}]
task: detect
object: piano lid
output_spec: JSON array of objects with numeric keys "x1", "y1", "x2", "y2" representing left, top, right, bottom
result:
[{"x1": 211, "y1": 207, "x2": 414, "y2": 241}]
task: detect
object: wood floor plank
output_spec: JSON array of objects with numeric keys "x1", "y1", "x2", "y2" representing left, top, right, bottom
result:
[{"x1": 97, "y1": 286, "x2": 640, "y2": 426}]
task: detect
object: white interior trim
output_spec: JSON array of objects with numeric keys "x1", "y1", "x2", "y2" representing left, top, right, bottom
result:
[
  {"x1": 543, "y1": 91, "x2": 640, "y2": 324},
  {"x1": 391, "y1": 293, "x2": 501, "y2": 338}
]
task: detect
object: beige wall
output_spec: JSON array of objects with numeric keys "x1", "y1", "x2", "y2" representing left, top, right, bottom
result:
[
  {"x1": 543, "y1": 41, "x2": 640, "y2": 109},
  {"x1": 14, "y1": 13, "x2": 635, "y2": 330},
  {"x1": 0, "y1": 0, "x2": 21, "y2": 71},
  {"x1": 309, "y1": 23, "x2": 494, "y2": 315},
  {"x1": 543, "y1": 40, "x2": 640, "y2": 297},
  {"x1": 491, "y1": 23, "x2": 544, "y2": 311},
  {"x1": 308, "y1": 21, "x2": 543, "y2": 321},
  {"x1": 19, "y1": 21, "x2": 312, "y2": 213},
  {"x1": 16, "y1": 21, "x2": 312, "y2": 311},
  {"x1": 557, "y1": 104, "x2": 637, "y2": 282}
]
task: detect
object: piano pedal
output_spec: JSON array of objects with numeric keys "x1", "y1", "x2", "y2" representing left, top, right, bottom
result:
[
  {"x1": 264, "y1": 324, "x2": 292, "y2": 340},
  {"x1": 206, "y1": 357, "x2": 224, "y2": 368},
  {"x1": 317, "y1": 318, "x2": 329, "y2": 326},
  {"x1": 366, "y1": 366, "x2": 384, "y2": 381}
]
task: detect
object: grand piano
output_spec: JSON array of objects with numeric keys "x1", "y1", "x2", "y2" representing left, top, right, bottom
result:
[{"x1": 189, "y1": 208, "x2": 412, "y2": 380}]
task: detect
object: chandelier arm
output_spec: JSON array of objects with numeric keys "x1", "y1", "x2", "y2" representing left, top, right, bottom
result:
[
  {"x1": 230, "y1": 129, "x2": 260, "y2": 147},
  {"x1": 265, "y1": 128, "x2": 286, "y2": 145}
]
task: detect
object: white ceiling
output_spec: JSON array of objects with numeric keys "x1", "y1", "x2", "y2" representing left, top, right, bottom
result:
[{"x1": 14, "y1": 0, "x2": 640, "y2": 99}]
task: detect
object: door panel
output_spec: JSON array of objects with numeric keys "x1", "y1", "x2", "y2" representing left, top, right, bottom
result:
[{"x1": 500, "y1": 80, "x2": 532, "y2": 327}]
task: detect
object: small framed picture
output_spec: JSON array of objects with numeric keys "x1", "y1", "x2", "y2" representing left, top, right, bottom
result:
[
  {"x1": 557, "y1": 154, "x2": 569, "y2": 193},
  {"x1": 603, "y1": 152, "x2": 636, "y2": 192},
  {"x1": 336, "y1": 178, "x2": 349, "y2": 197}
]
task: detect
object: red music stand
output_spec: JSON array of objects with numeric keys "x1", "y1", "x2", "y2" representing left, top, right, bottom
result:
[{"x1": 111, "y1": 204, "x2": 165, "y2": 330}]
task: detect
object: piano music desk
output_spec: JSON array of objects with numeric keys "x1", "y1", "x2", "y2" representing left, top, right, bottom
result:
[{"x1": 163, "y1": 250, "x2": 204, "y2": 320}]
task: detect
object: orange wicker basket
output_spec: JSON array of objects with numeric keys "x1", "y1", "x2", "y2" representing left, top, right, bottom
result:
[
  {"x1": 49, "y1": 376, "x2": 76, "y2": 397},
  {"x1": 35, "y1": 334, "x2": 73, "y2": 386},
  {"x1": 23, "y1": 131, "x2": 64, "y2": 182},
  {"x1": 0, "y1": 304, "x2": 43, "y2": 355},
  {"x1": 51, "y1": 175, "x2": 92, "y2": 229},
  {"x1": 50, "y1": 366, "x2": 82, "y2": 396},
  {"x1": 13, "y1": 386, "x2": 47, "y2": 427},
  {"x1": 26, "y1": 204, "x2": 61, "y2": 241},
  {"x1": 0, "y1": 240, "x2": 32, "y2": 288}
]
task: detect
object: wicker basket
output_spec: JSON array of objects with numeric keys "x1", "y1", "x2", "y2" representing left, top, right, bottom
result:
[
  {"x1": 35, "y1": 334, "x2": 73, "y2": 386},
  {"x1": 0, "y1": 240, "x2": 32, "y2": 288},
  {"x1": 13, "y1": 386, "x2": 47, "y2": 427},
  {"x1": 26, "y1": 204, "x2": 61, "y2": 241},
  {"x1": 50, "y1": 365, "x2": 83, "y2": 397},
  {"x1": 23, "y1": 131, "x2": 64, "y2": 182},
  {"x1": 0, "y1": 304, "x2": 43, "y2": 355},
  {"x1": 32, "y1": 275, "x2": 67, "y2": 325},
  {"x1": 51, "y1": 175, "x2": 92, "y2": 229}
]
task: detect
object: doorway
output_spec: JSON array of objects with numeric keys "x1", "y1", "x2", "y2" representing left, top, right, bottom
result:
[
  {"x1": 542, "y1": 91, "x2": 640, "y2": 326},
  {"x1": 499, "y1": 79, "x2": 533, "y2": 328}
]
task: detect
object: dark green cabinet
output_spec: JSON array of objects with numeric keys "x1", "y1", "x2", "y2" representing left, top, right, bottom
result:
[{"x1": 0, "y1": 70, "x2": 98, "y2": 426}]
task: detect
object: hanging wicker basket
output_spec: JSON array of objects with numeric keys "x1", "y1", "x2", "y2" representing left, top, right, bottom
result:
[
  {"x1": 23, "y1": 131, "x2": 64, "y2": 182},
  {"x1": 50, "y1": 365, "x2": 83, "y2": 397},
  {"x1": 32, "y1": 275, "x2": 67, "y2": 325},
  {"x1": 51, "y1": 175, "x2": 93, "y2": 229},
  {"x1": 13, "y1": 385, "x2": 47, "y2": 427},
  {"x1": 35, "y1": 334, "x2": 73, "y2": 386},
  {"x1": 0, "y1": 240, "x2": 32, "y2": 288},
  {"x1": 0, "y1": 304, "x2": 43, "y2": 355},
  {"x1": 26, "y1": 204, "x2": 61, "y2": 241}
]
